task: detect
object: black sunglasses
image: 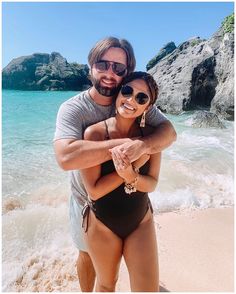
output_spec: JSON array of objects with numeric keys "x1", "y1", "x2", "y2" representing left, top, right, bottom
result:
[
  {"x1": 94, "y1": 60, "x2": 127, "y2": 77},
  {"x1": 121, "y1": 85, "x2": 150, "y2": 105}
]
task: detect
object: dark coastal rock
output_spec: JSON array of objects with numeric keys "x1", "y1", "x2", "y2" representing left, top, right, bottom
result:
[
  {"x1": 148, "y1": 37, "x2": 212, "y2": 114},
  {"x1": 146, "y1": 42, "x2": 176, "y2": 70},
  {"x1": 210, "y1": 31, "x2": 234, "y2": 120},
  {"x1": 190, "y1": 111, "x2": 226, "y2": 128},
  {"x1": 148, "y1": 13, "x2": 234, "y2": 120},
  {"x1": 2, "y1": 52, "x2": 91, "y2": 91}
]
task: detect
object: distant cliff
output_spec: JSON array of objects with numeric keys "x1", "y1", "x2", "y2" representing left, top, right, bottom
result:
[
  {"x1": 147, "y1": 13, "x2": 234, "y2": 120},
  {"x1": 2, "y1": 52, "x2": 91, "y2": 91}
]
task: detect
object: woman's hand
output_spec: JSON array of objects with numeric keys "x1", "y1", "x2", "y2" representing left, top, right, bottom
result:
[
  {"x1": 109, "y1": 138, "x2": 146, "y2": 165},
  {"x1": 111, "y1": 151, "x2": 137, "y2": 183}
]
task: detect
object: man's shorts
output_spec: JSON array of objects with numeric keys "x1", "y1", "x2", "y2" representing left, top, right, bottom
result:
[{"x1": 69, "y1": 195, "x2": 87, "y2": 252}]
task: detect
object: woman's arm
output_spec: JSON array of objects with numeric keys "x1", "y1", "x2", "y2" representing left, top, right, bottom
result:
[
  {"x1": 80, "y1": 124, "x2": 124, "y2": 200},
  {"x1": 136, "y1": 152, "x2": 161, "y2": 192},
  {"x1": 80, "y1": 166, "x2": 124, "y2": 201},
  {"x1": 113, "y1": 152, "x2": 161, "y2": 193},
  {"x1": 82, "y1": 150, "x2": 161, "y2": 199}
]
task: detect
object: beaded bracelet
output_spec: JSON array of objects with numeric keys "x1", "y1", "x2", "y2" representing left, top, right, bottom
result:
[
  {"x1": 124, "y1": 176, "x2": 138, "y2": 194},
  {"x1": 124, "y1": 165, "x2": 139, "y2": 195}
]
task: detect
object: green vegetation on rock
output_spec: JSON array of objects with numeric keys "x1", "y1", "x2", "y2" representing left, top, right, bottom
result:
[
  {"x1": 190, "y1": 39, "x2": 202, "y2": 47},
  {"x1": 146, "y1": 42, "x2": 176, "y2": 71},
  {"x1": 222, "y1": 13, "x2": 234, "y2": 34}
]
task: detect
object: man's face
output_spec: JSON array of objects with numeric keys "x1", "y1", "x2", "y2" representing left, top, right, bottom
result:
[{"x1": 91, "y1": 47, "x2": 127, "y2": 97}]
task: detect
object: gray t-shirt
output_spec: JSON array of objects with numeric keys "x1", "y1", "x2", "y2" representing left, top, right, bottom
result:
[{"x1": 54, "y1": 89, "x2": 167, "y2": 206}]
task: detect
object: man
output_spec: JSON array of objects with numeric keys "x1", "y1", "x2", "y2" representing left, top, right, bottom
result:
[{"x1": 54, "y1": 37, "x2": 176, "y2": 291}]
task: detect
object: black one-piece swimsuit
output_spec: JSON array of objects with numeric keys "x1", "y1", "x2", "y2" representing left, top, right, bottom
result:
[{"x1": 82, "y1": 121, "x2": 153, "y2": 239}]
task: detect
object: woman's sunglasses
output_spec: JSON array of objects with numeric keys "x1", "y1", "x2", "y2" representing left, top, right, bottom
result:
[
  {"x1": 121, "y1": 85, "x2": 150, "y2": 105},
  {"x1": 94, "y1": 60, "x2": 127, "y2": 77}
]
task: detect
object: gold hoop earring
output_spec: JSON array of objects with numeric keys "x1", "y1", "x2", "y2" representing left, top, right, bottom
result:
[{"x1": 140, "y1": 110, "x2": 146, "y2": 128}]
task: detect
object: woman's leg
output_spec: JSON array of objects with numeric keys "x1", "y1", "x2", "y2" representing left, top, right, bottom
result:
[
  {"x1": 123, "y1": 209, "x2": 159, "y2": 292},
  {"x1": 83, "y1": 210, "x2": 123, "y2": 292}
]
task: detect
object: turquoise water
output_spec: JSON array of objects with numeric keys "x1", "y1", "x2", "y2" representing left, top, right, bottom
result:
[
  {"x1": 2, "y1": 90, "x2": 234, "y2": 210},
  {"x1": 2, "y1": 90, "x2": 234, "y2": 291},
  {"x1": 3, "y1": 90, "x2": 77, "y2": 198}
]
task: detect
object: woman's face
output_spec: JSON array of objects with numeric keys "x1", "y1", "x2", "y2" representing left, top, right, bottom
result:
[{"x1": 116, "y1": 79, "x2": 151, "y2": 118}]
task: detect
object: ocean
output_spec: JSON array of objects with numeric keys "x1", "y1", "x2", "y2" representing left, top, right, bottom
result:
[{"x1": 2, "y1": 90, "x2": 234, "y2": 291}]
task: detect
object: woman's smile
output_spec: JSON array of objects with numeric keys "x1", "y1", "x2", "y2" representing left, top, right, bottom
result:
[{"x1": 121, "y1": 102, "x2": 136, "y2": 112}]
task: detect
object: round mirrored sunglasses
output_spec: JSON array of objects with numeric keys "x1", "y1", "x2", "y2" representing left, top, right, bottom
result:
[{"x1": 121, "y1": 85, "x2": 150, "y2": 105}]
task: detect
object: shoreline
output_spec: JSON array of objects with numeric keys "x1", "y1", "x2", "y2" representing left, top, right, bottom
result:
[{"x1": 3, "y1": 206, "x2": 234, "y2": 292}]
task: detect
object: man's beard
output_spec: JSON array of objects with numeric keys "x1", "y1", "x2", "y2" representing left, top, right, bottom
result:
[{"x1": 91, "y1": 76, "x2": 120, "y2": 97}]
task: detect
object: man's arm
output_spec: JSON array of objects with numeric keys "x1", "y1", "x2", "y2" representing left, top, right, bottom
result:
[
  {"x1": 109, "y1": 120, "x2": 177, "y2": 163},
  {"x1": 141, "y1": 120, "x2": 177, "y2": 153},
  {"x1": 111, "y1": 105, "x2": 177, "y2": 163},
  {"x1": 54, "y1": 120, "x2": 176, "y2": 170},
  {"x1": 54, "y1": 97, "x2": 176, "y2": 170},
  {"x1": 54, "y1": 97, "x2": 131, "y2": 170},
  {"x1": 54, "y1": 137, "x2": 131, "y2": 170}
]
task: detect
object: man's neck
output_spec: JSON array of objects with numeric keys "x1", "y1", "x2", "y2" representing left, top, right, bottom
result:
[{"x1": 89, "y1": 87, "x2": 114, "y2": 106}]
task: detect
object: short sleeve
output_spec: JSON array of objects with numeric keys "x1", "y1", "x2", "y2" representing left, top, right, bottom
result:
[
  {"x1": 145, "y1": 105, "x2": 168, "y2": 127},
  {"x1": 54, "y1": 100, "x2": 84, "y2": 141}
]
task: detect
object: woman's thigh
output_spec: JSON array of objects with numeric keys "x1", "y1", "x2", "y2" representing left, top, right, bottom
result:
[
  {"x1": 83, "y1": 210, "x2": 123, "y2": 289},
  {"x1": 123, "y1": 209, "x2": 159, "y2": 292}
]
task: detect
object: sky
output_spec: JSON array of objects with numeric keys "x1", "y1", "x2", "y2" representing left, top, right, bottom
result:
[{"x1": 2, "y1": 1, "x2": 234, "y2": 71}]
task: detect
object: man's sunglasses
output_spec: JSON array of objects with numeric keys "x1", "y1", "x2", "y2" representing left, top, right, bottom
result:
[
  {"x1": 94, "y1": 60, "x2": 127, "y2": 77},
  {"x1": 121, "y1": 85, "x2": 150, "y2": 105}
]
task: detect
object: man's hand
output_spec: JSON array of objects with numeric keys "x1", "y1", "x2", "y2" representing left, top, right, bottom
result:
[{"x1": 109, "y1": 139, "x2": 147, "y2": 166}]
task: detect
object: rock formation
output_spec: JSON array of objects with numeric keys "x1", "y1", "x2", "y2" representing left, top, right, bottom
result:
[
  {"x1": 146, "y1": 42, "x2": 176, "y2": 71},
  {"x1": 2, "y1": 52, "x2": 91, "y2": 91},
  {"x1": 189, "y1": 110, "x2": 226, "y2": 128},
  {"x1": 147, "y1": 14, "x2": 234, "y2": 120},
  {"x1": 2, "y1": 14, "x2": 234, "y2": 121}
]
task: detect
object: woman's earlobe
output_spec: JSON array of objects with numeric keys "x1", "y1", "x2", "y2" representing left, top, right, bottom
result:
[{"x1": 146, "y1": 105, "x2": 152, "y2": 112}]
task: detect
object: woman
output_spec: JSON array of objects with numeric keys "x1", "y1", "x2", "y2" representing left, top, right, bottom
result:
[{"x1": 81, "y1": 72, "x2": 161, "y2": 292}]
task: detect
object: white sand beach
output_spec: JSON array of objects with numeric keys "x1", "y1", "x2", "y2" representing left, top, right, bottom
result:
[
  {"x1": 4, "y1": 207, "x2": 233, "y2": 292},
  {"x1": 117, "y1": 207, "x2": 234, "y2": 292}
]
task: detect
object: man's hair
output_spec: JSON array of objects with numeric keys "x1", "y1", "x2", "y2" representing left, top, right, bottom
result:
[
  {"x1": 122, "y1": 71, "x2": 159, "y2": 105},
  {"x1": 88, "y1": 37, "x2": 136, "y2": 75}
]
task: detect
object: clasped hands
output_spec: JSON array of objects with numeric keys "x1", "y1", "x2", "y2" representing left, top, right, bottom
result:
[{"x1": 109, "y1": 139, "x2": 150, "y2": 182}]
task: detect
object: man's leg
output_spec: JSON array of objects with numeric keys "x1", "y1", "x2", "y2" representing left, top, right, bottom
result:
[
  {"x1": 69, "y1": 196, "x2": 96, "y2": 291},
  {"x1": 77, "y1": 250, "x2": 96, "y2": 292}
]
